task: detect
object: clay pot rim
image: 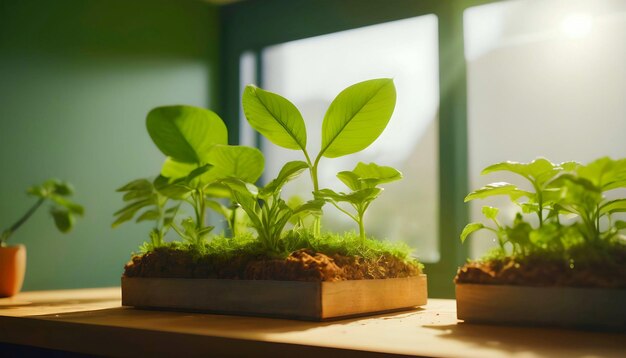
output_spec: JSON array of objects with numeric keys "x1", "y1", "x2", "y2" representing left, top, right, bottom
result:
[{"x1": 0, "y1": 244, "x2": 26, "y2": 251}]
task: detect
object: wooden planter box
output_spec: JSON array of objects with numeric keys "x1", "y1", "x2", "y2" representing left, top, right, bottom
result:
[
  {"x1": 122, "y1": 275, "x2": 427, "y2": 321},
  {"x1": 456, "y1": 284, "x2": 626, "y2": 330}
]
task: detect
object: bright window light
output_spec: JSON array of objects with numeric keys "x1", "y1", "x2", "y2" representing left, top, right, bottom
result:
[{"x1": 560, "y1": 13, "x2": 593, "y2": 38}]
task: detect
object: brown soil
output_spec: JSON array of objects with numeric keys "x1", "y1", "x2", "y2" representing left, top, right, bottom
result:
[
  {"x1": 455, "y1": 254, "x2": 626, "y2": 288},
  {"x1": 124, "y1": 248, "x2": 421, "y2": 281}
]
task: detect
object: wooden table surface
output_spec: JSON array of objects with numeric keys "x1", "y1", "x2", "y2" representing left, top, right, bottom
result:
[{"x1": 0, "y1": 287, "x2": 624, "y2": 357}]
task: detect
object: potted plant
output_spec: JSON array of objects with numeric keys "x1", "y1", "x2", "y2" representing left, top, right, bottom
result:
[
  {"x1": 455, "y1": 157, "x2": 626, "y2": 329},
  {"x1": 116, "y1": 79, "x2": 427, "y2": 320},
  {"x1": 0, "y1": 179, "x2": 83, "y2": 297}
]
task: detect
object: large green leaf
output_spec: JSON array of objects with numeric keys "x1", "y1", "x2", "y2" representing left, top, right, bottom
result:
[
  {"x1": 202, "y1": 145, "x2": 264, "y2": 183},
  {"x1": 320, "y1": 79, "x2": 396, "y2": 158},
  {"x1": 146, "y1": 105, "x2": 227, "y2": 164},
  {"x1": 161, "y1": 157, "x2": 198, "y2": 179},
  {"x1": 261, "y1": 161, "x2": 309, "y2": 197},
  {"x1": 242, "y1": 85, "x2": 307, "y2": 151},
  {"x1": 464, "y1": 182, "x2": 530, "y2": 202}
]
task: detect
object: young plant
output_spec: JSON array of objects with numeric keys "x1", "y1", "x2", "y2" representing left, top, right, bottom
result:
[
  {"x1": 112, "y1": 178, "x2": 178, "y2": 251},
  {"x1": 1, "y1": 179, "x2": 83, "y2": 246},
  {"x1": 548, "y1": 157, "x2": 626, "y2": 242},
  {"x1": 113, "y1": 105, "x2": 264, "y2": 250},
  {"x1": 221, "y1": 161, "x2": 324, "y2": 254},
  {"x1": 461, "y1": 157, "x2": 626, "y2": 258},
  {"x1": 242, "y1": 79, "x2": 398, "y2": 235},
  {"x1": 315, "y1": 162, "x2": 402, "y2": 241}
]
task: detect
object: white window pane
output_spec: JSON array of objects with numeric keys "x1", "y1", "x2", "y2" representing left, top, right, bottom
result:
[
  {"x1": 261, "y1": 15, "x2": 440, "y2": 262},
  {"x1": 465, "y1": 0, "x2": 626, "y2": 257}
]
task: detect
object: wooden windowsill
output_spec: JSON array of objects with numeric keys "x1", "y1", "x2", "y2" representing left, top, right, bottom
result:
[{"x1": 0, "y1": 287, "x2": 624, "y2": 357}]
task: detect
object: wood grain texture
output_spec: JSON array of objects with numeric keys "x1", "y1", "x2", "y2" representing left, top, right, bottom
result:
[
  {"x1": 122, "y1": 275, "x2": 427, "y2": 320},
  {"x1": 2, "y1": 288, "x2": 626, "y2": 357},
  {"x1": 322, "y1": 275, "x2": 427, "y2": 318},
  {"x1": 456, "y1": 284, "x2": 626, "y2": 329}
]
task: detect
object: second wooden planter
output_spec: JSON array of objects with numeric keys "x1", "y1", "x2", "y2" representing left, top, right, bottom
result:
[
  {"x1": 122, "y1": 275, "x2": 427, "y2": 320},
  {"x1": 456, "y1": 283, "x2": 626, "y2": 330}
]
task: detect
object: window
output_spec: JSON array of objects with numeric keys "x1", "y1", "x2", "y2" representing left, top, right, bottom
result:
[
  {"x1": 465, "y1": 0, "x2": 626, "y2": 257},
  {"x1": 242, "y1": 16, "x2": 442, "y2": 262}
]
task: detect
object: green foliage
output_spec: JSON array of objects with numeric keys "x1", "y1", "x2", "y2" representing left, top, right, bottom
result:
[
  {"x1": 1, "y1": 179, "x2": 83, "y2": 245},
  {"x1": 117, "y1": 79, "x2": 418, "y2": 268},
  {"x1": 462, "y1": 157, "x2": 626, "y2": 261},
  {"x1": 242, "y1": 79, "x2": 399, "y2": 236},
  {"x1": 113, "y1": 178, "x2": 176, "y2": 250},
  {"x1": 315, "y1": 162, "x2": 401, "y2": 240},
  {"x1": 146, "y1": 105, "x2": 227, "y2": 163},
  {"x1": 220, "y1": 161, "x2": 324, "y2": 254},
  {"x1": 115, "y1": 105, "x2": 264, "y2": 250}
]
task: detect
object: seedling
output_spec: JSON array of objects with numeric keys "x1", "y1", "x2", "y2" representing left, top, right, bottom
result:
[
  {"x1": 242, "y1": 78, "x2": 401, "y2": 237},
  {"x1": 315, "y1": 162, "x2": 402, "y2": 240},
  {"x1": 1, "y1": 179, "x2": 83, "y2": 245},
  {"x1": 461, "y1": 157, "x2": 626, "y2": 258}
]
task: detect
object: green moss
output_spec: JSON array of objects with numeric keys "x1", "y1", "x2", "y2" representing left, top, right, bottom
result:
[{"x1": 138, "y1": 229, "x2": 422, "y2": 270}]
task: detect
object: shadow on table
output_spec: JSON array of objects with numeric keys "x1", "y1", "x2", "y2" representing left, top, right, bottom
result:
[{"x1": 423, "y1": 322, "x2": 626, "y2": 357}]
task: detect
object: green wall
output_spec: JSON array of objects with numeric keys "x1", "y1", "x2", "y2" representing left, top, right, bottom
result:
[{"x1": 0, "y1": 0, "x2": 220, "y2": 290}]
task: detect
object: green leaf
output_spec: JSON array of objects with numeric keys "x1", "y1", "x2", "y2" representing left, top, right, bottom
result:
[
  {"x1": 315, "y1": 188, "x2": 382, "y2": 205},
  {"x1": 482, "y1": 158, "x2": 557, "y2": 187},
  {"x1": 136, "y1": 210, "x2": 160, "y2": 223},
  {"x1": 615, "y1": 220, "x2": 626, "y2": 230},
  {"x1": 51, "y1": 209, "x2": 73, "y2": 233},
  {"x1": 146, "y1": 105, "x2": 227, "y2": 164},
  {"x1": 202, "y1": 145, "x2": 264, "y2": 183},
  {"x1": 205, "y1": 200, "x2": 232, "y2": 219},
  {"x1": 116, "y1": 179, "x2": 152, "y2": 192},
  {"x1": 292, "y1": 199, "x2": 325, "y2": 216},
  {"x1": 49, "y1": 195, "x2": 84, "y2": 216},
  {"x1": 320, "y1": 78, "x2": 396, "y2": 158},
  {"x1": 336, "y1": 171, "x2": 362, "y2": 191},
  {"x1": 204, "y1": 182, "x2": 233, "y2": 198},
  {"x1": 160, "y1": 157, "x2": 198, "y2": 179},
  {"x1": 577, "y1": 157, "x2": 626, "y2": 191},
  {"x1": 51, "y1": 181, "x2": 73, "y2": 196},
  {"x1": 242, "y1": 85, "x2": 307, "y2": 151},
  {"x1": 122, "y1": 189, "x2": 152, "y2": 202},
  {"x1": 261, "y1": 161, "x2": 309, "y2": 197},
  {"x1": 464, "y1": 182, "x2": 530, "y2": 202},
  {"x1": 460, "y1": 222, "x2": 485, "y2": 243},
  {"x1": 219, "y1": 178, "x2": 259, "y2": 198},
  {"x1": 520, "y1": 202, "x2": 539, "y2": 214},
  {"x1": 338, "y1": 162, "x2": 402, "y2": 190},
  {"x1": 113, "y1": 197, "x2": 155, "y2": 217},
  {"x1": 153, "y1": 176, "x2": 193, "y2": 199},
  {"x1": 600, "y1": 199, "x2": 626, "y2": 215},
  {"x1": 481, "y1": 206, "x2": 499, "y2": 220}
]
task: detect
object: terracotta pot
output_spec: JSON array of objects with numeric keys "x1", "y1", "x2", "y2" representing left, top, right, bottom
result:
[{"x1": 0, "y1": 245, "x2": 27, "y2": 297}]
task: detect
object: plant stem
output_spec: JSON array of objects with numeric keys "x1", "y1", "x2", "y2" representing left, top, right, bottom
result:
[{"x1": 1, "y1": 197, "x2": 45, "y2": 243}]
